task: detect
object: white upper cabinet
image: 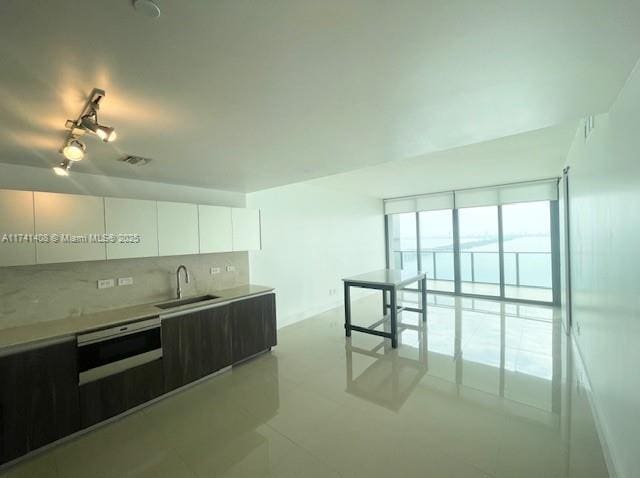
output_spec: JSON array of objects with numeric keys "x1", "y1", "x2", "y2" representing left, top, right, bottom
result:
[
  {"x1": 0, "y1": 189, "x2": 36, "y2": 266},
  {"x1": 34, "y1": 192, "x2": 106, "y2": 264},
  {"x1": 198, "y1": 205, "x2": 233, "y2": 253},
  {"x1": 157, "y1": 201, "x2": 199, "y2": 256},
  {"x1": 0, "y1": 188, "x2": 261, "y2": 266},
  {"x1": 105, "y1": 198, "x2": 159, "y2": 260},
  {"x1": 232, "y1": 208, "x2": 261, "y2": 251}
]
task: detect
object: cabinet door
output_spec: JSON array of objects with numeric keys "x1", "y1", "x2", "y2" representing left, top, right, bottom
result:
[
  {"x1": 162, "y1": 305, "x2": 232, "y2": 392},
  {"x1": 105, "y1": 198, "x2": 158, "y2": 259},
  {"x1": 231, "y1": 208, "x2": 261, "y2": 251},
  {"x1": 34, "y1": 192, "x2": 106, "y2": 264},
  {"x1": 0, "y1": 339, "x2": 79, "y2": 464},
  {"x1": 0, "y1": 189, "x2": 36, "y2": 266},
  {"x1": 200, "y1": 305, "x2": 233, "y2": 377},
  {"x1": 79, "y1": 359, "x2": 164, "y2": 429},
  {"x1": 198, "y1": 205, "x2": 233, "y2": 253},
  {"x1": 157, "y1": 201, "x2": 199, "y2": 256},
  {"x1": 231, "y1": 294, "x2": 276, "y2": 363}
]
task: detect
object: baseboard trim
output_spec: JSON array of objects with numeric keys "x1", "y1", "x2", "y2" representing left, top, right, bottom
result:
[{"x1": 568, "y1": 329, "x2": 620, "y2": 478}]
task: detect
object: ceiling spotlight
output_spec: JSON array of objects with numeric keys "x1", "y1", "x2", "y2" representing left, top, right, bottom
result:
[
  {"x1": 62, "y1": 138, "x2": 86, "y2": 161},
  {"x1": 53, "y1": 158, "x2": 72, "y2": 176},
  {"x1": 80, "y1": 114, "x2": 117, "y2": 143},
  {"x1": 97, "y1": 125, "x2": 117, "y2": 142}
]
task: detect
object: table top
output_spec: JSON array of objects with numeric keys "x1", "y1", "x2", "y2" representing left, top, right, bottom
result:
[{"x1": 342, "y1": 269, "x2": 425, "y2": 288}]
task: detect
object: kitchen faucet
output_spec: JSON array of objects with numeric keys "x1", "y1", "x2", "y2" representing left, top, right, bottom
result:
[{"x1": 176, "y1": 265, "x2": 190, "y2": 299}]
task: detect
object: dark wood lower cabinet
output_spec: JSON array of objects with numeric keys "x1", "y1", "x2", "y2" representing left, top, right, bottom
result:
[
  {"x1": 162, "y1": 304, "x2": 232, "y2": 392},
  {"x1": 0, "y1": 339, "x2": 79, "y2": 464},
  {"x1": 232, "y1": 293, "x2": 277, "y2": 363},
  {"x1": 0, "y1": 292, "x2": 277, "y2": 465},
  {"x1": 79, "y1": 359, "x2": 164, "y2": 429}
]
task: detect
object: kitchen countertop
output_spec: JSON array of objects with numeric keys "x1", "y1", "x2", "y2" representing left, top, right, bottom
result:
[{"x1": 0, "y1": 284, "x2": 274, "y2": 351}]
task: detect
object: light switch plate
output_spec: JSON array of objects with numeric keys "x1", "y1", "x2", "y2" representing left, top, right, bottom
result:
[
  {"x1": 118, "y1": 277, "x2": 134, "y2": 286},
  {"x1": 226, "y1": 265, "x2": 235, "y2": 272},
  {"x1": 98, "y1": 279, "x2": 115, "y2": 289},
  {"x1": 211, "y1": 267, "x2": 221, "y2": 274}
]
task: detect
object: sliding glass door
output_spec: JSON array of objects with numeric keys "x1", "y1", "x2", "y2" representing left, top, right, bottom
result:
[
  {"x1": 419, "y1": 209, "x2": 455, "y2": 292},
  {"x1": 458, "y1": 206, "x2": 501, "y2": 297}
]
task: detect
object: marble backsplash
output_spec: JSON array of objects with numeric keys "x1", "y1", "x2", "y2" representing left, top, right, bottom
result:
[{"x1": 0, "y1": 252, "x2": 249, "y2": 329}]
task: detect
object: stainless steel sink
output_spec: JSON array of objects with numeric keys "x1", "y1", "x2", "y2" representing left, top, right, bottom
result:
[{"x1": 155, "y1": 294, "x2": 220, "y2": 310}]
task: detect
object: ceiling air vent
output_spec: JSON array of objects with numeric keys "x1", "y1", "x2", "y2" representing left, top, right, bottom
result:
[{"x1": 118, "y1": 155, "x2": 152, "y2": 166}]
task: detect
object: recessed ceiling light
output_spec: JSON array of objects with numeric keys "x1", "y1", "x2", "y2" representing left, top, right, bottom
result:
[{"x1": 133, "y1": 0, "x2": 161, "y2": 18}]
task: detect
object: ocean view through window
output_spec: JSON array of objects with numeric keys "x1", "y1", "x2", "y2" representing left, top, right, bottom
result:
[{"x1": 385, "y1": 182, "x2": 559, "y2": 304}]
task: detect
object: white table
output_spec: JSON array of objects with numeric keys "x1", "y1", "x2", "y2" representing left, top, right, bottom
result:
[{"x1": 342, "y1": 269, "x2": 427, "y2": 348}]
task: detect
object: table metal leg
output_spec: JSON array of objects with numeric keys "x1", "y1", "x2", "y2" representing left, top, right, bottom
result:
[
  {"x1": 421, "y1": 278, "x2": 427, "y2": 322},
  {"x1": 382, "y1": 289, "x2": 388, "y2": 316},
  {"x1": 344, "y1": 282, "x2": 351, "y2": 337},
  {"x1": 390, "y1": 287, "x2": 398, "y2": 348},
  {"x1": 345, "y1": 343, "x2": 353, "y2": 385}
]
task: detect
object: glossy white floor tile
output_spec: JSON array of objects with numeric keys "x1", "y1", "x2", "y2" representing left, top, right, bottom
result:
[{"x1": 0, "y1": 294, "x2": 609, "y2": 478}]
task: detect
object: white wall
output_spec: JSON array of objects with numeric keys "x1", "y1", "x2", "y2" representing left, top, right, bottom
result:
[
  {"x1": 564, "y1": 61, "x2": 640, "y2": 478},
  {"x1": 247, "y1": 182, "x2": 385, "y2": 327},
  {"x1": 0, "y1": 163, "x2": 245, "y2": 207}
]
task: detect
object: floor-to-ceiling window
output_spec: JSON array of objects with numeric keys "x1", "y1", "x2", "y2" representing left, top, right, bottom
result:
[
  {"x1": 418, "y1": 209, "x2": 454, "y2": 292},
  {"x1": 502, "y1": 201, "x2": 553, "y2": 302},
  {"x1": 458, "y1": 206, "x2": 501, "y2": 297},
  {"x1": 388, "y1": 212, "x2": 417, "y2": 272},
  {"x1": 383, "y1": 180, "x2": 559, "y2": 305}
]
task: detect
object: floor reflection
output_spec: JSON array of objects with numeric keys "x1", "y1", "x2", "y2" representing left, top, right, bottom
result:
[
  {"x1": 2, "y1": 294, "x2": 610, "y2": 478},
  {"x1": 345, "y1": 321, "x2": 428, "y2": 411},
  {"x1": 399, "y1": 293, "x2": 559, "y2": 407},
  {"x1": 347, "y1": 292, "x2": 560, "y2": 412},
  {"x1": 343, "y1": 292, "x2": 609, "y2": 477}
]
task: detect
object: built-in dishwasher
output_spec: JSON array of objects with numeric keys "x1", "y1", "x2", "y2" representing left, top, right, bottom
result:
[{"x1": 77, "y1": 317, "x2": 162, "y2": 385}]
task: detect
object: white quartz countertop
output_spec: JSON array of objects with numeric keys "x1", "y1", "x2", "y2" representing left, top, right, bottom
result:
[{"x1": 0, "y1": 284, "x2": 274, "y2": 351}]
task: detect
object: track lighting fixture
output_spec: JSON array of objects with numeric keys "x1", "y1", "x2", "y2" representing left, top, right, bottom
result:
[
  {"x1": 53, "y1": 88, "x2": 116, "y2": 176},
  {"x1": 53, "y1": 158, "x2": 72, "y2": 176},
  {"x1": 62, "y1": 138, "x2": 86, "y2": 161},
  {"x1": 56, "y1": 88, "x2": 118, "y2": 176}
]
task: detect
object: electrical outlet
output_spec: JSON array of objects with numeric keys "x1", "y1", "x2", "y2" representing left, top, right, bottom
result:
[
  {"x1": 226, "y1": 265, "x2": 235, "y2": 272},
  {"x1": 210, "y1": 267, "x2": 221, "y2": 275},
  {"x1": 97, "y1": 279, "x2": 115, "y2": 289},
  {"x1": 118, "y1": 277, "x2": 133, "y2": 286}
]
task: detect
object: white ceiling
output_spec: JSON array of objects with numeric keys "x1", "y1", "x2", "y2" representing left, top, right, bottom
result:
[
  {"x1": 0, "y1": 0, "x2": 639, "y2": 192},
  {"x1": 308, "y1": 122, "x2": 578, "y2": 199}
]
